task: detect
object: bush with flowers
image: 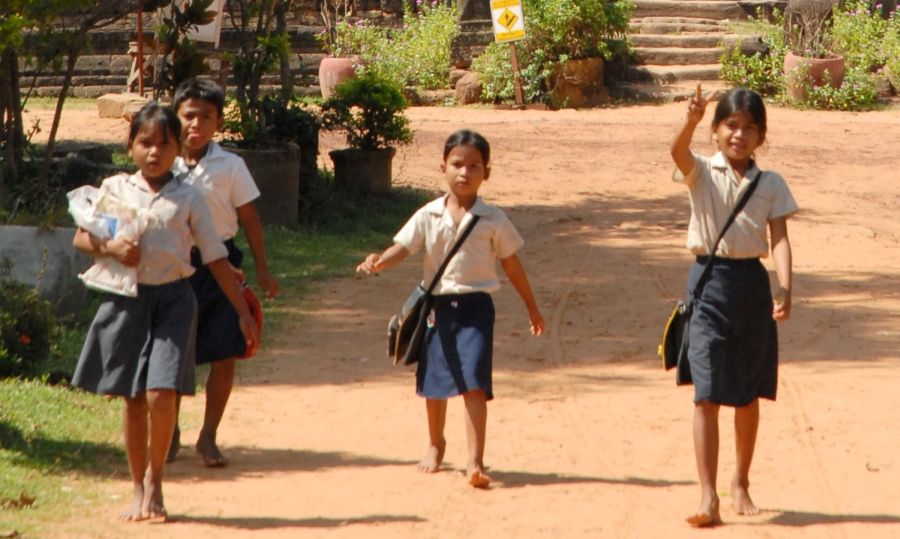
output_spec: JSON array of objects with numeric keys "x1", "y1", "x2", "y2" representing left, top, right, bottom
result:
[
  {"x1": 721, "y1": 0, "x2": 898, "y2": 110},
  {"x1": 318, "y1": 0, "x2": 459, "y2": 90},
  {"x1": 0, "y1": 278, "x2": 54, "y2": 378}
]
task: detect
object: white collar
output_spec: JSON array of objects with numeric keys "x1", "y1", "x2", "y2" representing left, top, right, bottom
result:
[
  {"x1": 424, "y1": 194, "x2": 488, "y2": 216},
  {"x1": 710, "y1": 151, "x2": 760, "y2": 180}
]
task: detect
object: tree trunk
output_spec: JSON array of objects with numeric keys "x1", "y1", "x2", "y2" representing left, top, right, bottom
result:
[
  {"x1": 1, "y1": 48, "x2": 25, "y2": 205},
  {"x1": 276, "y1": 2, "x2": 293, "y2": 100},
  {"x1": 38, "y1": 38, "x2": 83, "y2": 188}
]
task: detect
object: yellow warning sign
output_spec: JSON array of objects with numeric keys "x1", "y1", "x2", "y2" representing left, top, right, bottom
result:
[
  {"x1": 498, "y1": 8, "x2": 518, "y2": 30},
  {"x1": 490, "y1": 0, "x2": 526, "y2": 43}
]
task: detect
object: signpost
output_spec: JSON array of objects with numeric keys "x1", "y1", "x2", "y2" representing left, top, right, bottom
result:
[{"x1": 489, "y1": 0, "x2": 526, "y2": 107}]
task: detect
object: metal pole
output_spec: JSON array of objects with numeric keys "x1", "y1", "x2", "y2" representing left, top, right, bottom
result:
[
  {"x1": 508, "y1": 42, "x2": 525, "y2": 109},
  {"x1": 137, "y1": 2, "x2": 144, "y2": 96}
]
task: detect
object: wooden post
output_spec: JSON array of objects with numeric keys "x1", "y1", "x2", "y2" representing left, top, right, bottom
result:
[
  {"x1": 137, "y1": 3, "x2": 144, "y2": 96},
  {"x1": 509, "y1": 42, "x2": 524, "y2": 109}
]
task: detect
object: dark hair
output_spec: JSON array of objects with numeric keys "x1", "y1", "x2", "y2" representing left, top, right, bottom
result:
[
  {"x1": 712, "y1": 87, "x2": 767, "y2": 133},
  {"x1": 443, "y1": 129, "x2": 490, "y2": 165},
  {"x1": 172, "y1": 78, "x2": 225, "y2": 116},
  {"x1": 128, "y1": 102, "x2": 182, "y2": 147}
]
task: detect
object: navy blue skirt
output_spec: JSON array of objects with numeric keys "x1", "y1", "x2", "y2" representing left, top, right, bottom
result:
[
  {"x1": 417, "y1": 292, "x2": 494, "y2": 401},
  {"x1": 686, "y1": 257, "x2": 778, "y2": 406},
  {"x1": 189, "y1": 239, "x2": 246, "y2": 364},
  {"x1": 72, "y1": 279, "x2": 198, "y2": 397}
]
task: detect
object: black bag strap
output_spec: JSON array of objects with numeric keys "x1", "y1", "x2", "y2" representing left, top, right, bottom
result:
[
  {"x1": 691, "y1": 170, "x2": 763, "y2": 299},
  {"x1": 424, "y1": 214, "x2": 481, "y2": 295}
]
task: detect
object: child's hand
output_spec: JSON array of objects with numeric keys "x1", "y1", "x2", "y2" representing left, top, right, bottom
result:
[
  {"x1": 772, "y1": 287, "x2": 791, "y2": 321},
  {"x1": 257, "y1": 269, "x2": 280, "y2": 299},
  {"x1": 238, "y1": 311, "x2": 261, "y2": 356},
  {"x1": 104, "y1": 237, "x2": 141, "y2": 267},
  {"x1": 686, "y1": 83, "x2": 719, "y2": 125},
  {"x1": 356, "y1": 253, "x2": 384, "y2": 274},
  {"x1": 528, "y1": 308, "x2": 545, "y2": 336}
]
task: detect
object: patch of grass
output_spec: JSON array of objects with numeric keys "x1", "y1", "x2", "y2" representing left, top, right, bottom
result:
[
  {"x1": 22, "y1": 97, "x2": 98, "y2": 111},
  {"x1": 0, "y1": 379, "x2": 121, "y2": 535}
]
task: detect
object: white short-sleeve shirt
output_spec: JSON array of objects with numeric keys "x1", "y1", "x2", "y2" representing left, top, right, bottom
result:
[
  {"x1": 173, "y1": 141, "x2": 260, "y2": 240},
  {"x1": 393, "y1": 195, "x2": 524, "y2": 295},
  {"x1": 673, "y1": 152, "x2": 799, "y2": 258},
  {"x1": 98, "y1": 172, "x2": 228, "y2": 285}
]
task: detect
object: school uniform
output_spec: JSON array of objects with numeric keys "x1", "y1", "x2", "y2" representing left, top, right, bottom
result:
[
  {"x1": 72, "y1": 172, "x2": 228, "y2": 398},
  {"x1": 394, "y1": 195, "x2": 524, "y2": 401},
  {"x1": 172, "y1": 141, "x2": 260, "y2": 363},
  {"x1": 674, "y1": 152, "x2": 799, "y2": 406}
]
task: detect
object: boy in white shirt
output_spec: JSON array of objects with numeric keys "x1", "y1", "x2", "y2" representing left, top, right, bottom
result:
[{"x1": 168, "y1": 78, "x2": 279, "y2": 467}]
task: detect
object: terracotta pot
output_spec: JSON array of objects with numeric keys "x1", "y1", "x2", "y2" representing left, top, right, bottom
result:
[
  {"x1": 546, "y1": 57, "x2": 608, "y2": 109},
  {"x1": 329, "y1": 148, "x2": 396, "y2": 194},
  {"x1": 318, "y1": 57, "x2": 357, "y2": 99},
  {"x1": 783, "y1": 52, "x2": 845, "y2": 101}
]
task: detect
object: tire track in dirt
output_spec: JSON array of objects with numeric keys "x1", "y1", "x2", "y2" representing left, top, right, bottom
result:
[{"x1": 779, "y1": 373, "x2": 847, "y2": 539}]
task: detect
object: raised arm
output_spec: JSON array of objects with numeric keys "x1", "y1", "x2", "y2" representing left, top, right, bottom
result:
[{"x1": 671, "y1": 83, "x2": 715, "y2": 176}]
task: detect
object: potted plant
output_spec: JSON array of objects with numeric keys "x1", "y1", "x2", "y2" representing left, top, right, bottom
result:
[
  {"x1": 316, "y1": 0, "x2": 358, "y2": 98},
  {"x1": 782, "y1": 0, "x2": 845, "y2": 100},
  {"x1": 320, "y1": 71, "x2": 413, "y2": 194}
]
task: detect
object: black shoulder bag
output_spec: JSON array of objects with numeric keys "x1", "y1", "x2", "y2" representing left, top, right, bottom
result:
[
  {"x1": 659, "y1": 170, "x2": 763, "y2": 383},
  {"x1": 388, "y1": 215, "x2": 481, "y2": 366}
]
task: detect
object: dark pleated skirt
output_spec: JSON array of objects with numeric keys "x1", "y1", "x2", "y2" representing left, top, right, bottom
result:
[
  {"x1": 417, "y1": 292, "x2": 494, "y2": 401},
  {"x1": 72, "y1": 279, "x2": 198, "y2": 397},
  {"x1": 189, "y1": 238, "x2": 246, "y2": 364},
  {"x1": 685, "y1": 257, "x2": 778, "y2": 406}
]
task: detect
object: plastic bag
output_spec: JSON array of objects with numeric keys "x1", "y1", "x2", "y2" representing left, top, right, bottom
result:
[{"x1": 67, "y1": 185, "x2": 153, "y2": 297}]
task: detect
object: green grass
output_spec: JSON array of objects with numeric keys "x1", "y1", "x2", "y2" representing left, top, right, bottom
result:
[
  {"x1": 22, "y1": 97, "x2": 99, "y2": 111},
  {"x1": 0, "y1": 182, "x2": 434, "y2": 534},
  {"x1": 0, "y1": 379, "x2": 122, "y2": 534}
]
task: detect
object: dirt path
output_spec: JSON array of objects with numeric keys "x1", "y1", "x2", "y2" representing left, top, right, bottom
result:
[{"x1": 32, "y1": 102, "x2": 900, "y2": 538}]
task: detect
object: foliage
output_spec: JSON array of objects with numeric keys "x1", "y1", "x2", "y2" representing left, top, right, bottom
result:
[
  {"x1": 327, "y1": 1, "x2": 460, "y2": 90},
  {"x1": 720, "y1": 9, "x2": 788, "y2": 97},
  {"x1": 473, "y1": 0, "x2": 634, "y2": 104},
  {"x1": 788, "y1": 63, "x2": 879, "y2": 110},
  {"x1": 316, "y1": 0, "x2": 353, "y2": 57},
  {"x1": 0, "y1": 278, "x2": 54, "y2": 378},
  {"x1": 153, "y1": 0, "x2": 218, "y2": 98},
  {"x1": 886, "y1": 14, "x2": 900, "y2": 89},
  {"x1": 320, "y1": 71, "x2": 413, "y2": 151},
  {"x1": 832, "y1": 0, "x2": 897, "y2": 72},
  {"x1": 721, "y1": 2, "x2": 896, "y2": 110},
  {"x1": 223, "y1": 0, "x2": 292, "y2": 146},
  {"x1": 784, "y1": 0, "x2": 836, "y2": 58}
]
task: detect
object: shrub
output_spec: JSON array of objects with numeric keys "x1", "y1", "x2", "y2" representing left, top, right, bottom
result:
[
  {"x1": 0, "y1": 280, "x2": 54, "y2": 378},
  {"x1": 794, "y1": 64, "x2": 879, "y2": 110},
  {"x1": 320, "y1": 71, "x2": 413, "y2": 150},
  {"x1": 473, "y1": 0, "x2": 634, "y2": 104},
  {"x1": 720, "y1": 9, "x2": 787, "y2": 97},
  {"x1": 332, "y1": 1, "x2": 460, "y2": 90},
  {"x1": 832, "y1": 0, "x2": 890, "y2": 72}
]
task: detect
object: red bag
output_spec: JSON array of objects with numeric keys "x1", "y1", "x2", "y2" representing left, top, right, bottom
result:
[{"x1": 234, "y1": 270, "x2": 263, "y2": 359}]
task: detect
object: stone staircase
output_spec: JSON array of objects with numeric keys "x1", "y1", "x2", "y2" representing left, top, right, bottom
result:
[{"x1": 611, "y1": 0, "x2": 782, "y2": 102}]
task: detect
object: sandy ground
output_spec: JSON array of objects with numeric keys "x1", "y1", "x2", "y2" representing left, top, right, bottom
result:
[{"x1": 24, "y1": 101, "x2": 900, "y2": 538}]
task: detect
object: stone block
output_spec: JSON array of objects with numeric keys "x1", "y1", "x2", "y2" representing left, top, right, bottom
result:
[
  {"x1": 97, "y1": 92, "x2": 149, "y2": 119},
  {"x1": 456, "y1": 72, "x2": 483, "y2": 105}
]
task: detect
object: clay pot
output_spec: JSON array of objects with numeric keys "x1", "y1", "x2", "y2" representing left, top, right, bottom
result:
[
  {"x1": 318, "y1": 57, "x2": 357, "y2": 99},
  {"x1": 783, "y1": 51, "x2": 845, "y2": 101},
  {"x1": 546, "y1": 57, "x2": 608, "y2": 109}
]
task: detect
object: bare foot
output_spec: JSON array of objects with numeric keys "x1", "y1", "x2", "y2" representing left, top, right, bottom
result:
[
  {"x1": 141, "y1": 478, "x2": 167, "y2": 522},
  {"x1": 196, "y1": 433, "x2": 228, "y2": 468},
  {"x1": 686, "y1": 494, "x2": 720, "y2": 527},
  {"x1": 467, "y1": 466, "x2": 492, "y2": 489},
  {"x1": 416, "y1": 439, "x2": 446, "y2": 473},
  {"x1": 731, "y1": 479, "x2": 760, "y2": 516},
  {"x1": 118, "y1": 486, "x2": 144, "y2": 522},
  {"x1": 166, "y1": 425, "x2": 180, "y2": 463}
]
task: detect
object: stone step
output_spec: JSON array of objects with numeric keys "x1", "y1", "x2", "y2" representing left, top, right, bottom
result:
[
  {"x1": 632, "y1": 0, "x2": 749, "y2": 20},
  {"x1": 630, "y1": 33, "x2": 757, "y2": 48},
  {"x1": 630, "y1": 17, "x2": 731, "y2": 34},
  {"x1": 609, "y1": 80, "x2": 730, "y2": 103},
  {"x1": 633, "y1": 46, "x2": 725, "y2": 65},
  {"x1": 622, "y1": 63, "x2": 723, "y2": 83}
]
